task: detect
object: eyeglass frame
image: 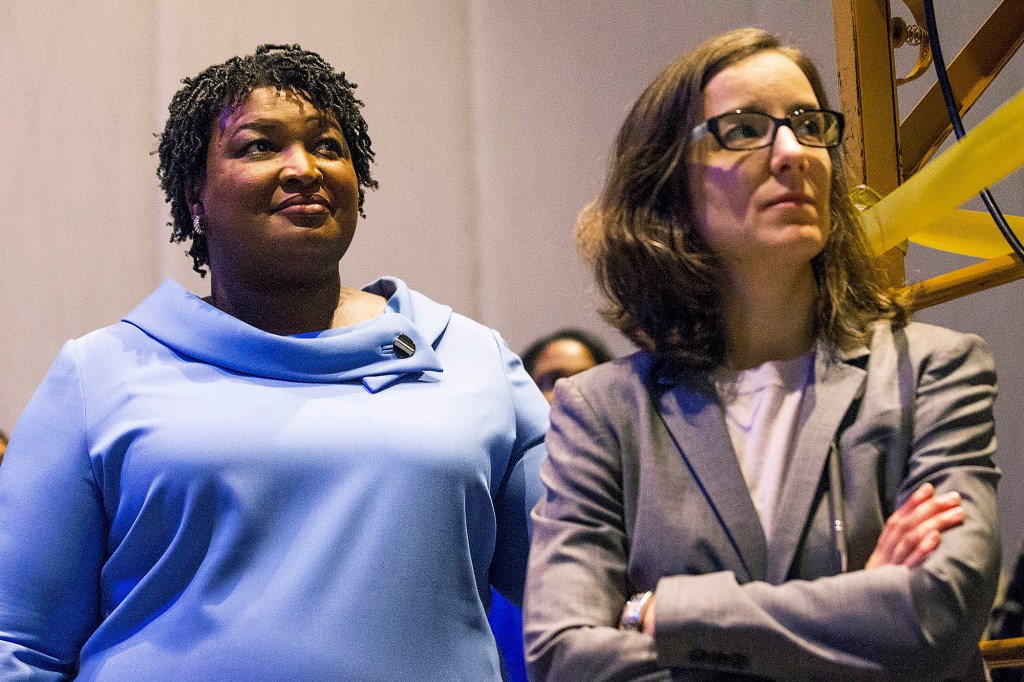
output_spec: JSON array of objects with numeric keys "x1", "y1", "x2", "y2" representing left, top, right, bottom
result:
[{"x1": 690, "y1": 109, "x2": 845, "y2": 151}]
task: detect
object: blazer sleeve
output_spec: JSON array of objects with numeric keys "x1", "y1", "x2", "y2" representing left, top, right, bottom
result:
[
  {"x1": 525, "y1": 333, "x2": 999, "y2": 682},
  {"x1": 489, "y1": 330, "x2": 550, "y2": 608},
  {"x1": 524, "y1": 377, "x2": 668, "y2": 682},
  {"x1": 0, "y1": 342, "x2": 107, "y2": 680}
]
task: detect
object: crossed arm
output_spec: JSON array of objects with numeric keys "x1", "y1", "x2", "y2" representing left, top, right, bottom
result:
[{"x1": 636, "y1": 482, "x2": 967, "y2": 635}]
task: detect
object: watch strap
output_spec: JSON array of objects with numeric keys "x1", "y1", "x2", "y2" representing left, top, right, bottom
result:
[{"x1": 619, "y1": 591, "x2": 654, "y2": 632}]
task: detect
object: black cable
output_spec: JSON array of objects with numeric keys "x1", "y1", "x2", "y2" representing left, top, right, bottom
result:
[{"x1": 922, "y1": 0, "x2": 1024, "y2": 262}]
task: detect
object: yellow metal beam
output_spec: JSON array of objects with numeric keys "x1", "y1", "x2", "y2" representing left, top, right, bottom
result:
[
  {"x1": 833, "y1": 0, "x2": 906, "y2": 283},
  {"x1": 833, "y1": 0, "x2": 902, "y2": 190},
  {"x1": 903, "y1": 254, "x2": 1024, "y2": 311}
]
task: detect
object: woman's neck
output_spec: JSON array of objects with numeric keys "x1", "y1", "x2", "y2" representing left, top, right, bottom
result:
[
  {"x1": 206, "y1": 273, "x2": 385, "y2": 336},
  {"x1": 719, "y1": 264, "x2": 818, "y2": 371}
]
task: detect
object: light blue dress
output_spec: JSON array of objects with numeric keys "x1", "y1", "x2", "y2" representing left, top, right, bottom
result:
[{"x1": 0, "y1": 278, "x2": 548, "y2": 681}]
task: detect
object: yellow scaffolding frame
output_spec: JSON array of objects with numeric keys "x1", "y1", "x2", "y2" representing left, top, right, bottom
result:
[{"x1": 832, "y1": 0, "x2": 1024, "y2": 311}]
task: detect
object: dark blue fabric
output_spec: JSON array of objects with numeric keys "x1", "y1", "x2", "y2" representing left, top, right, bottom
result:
[{"x1": 490, "y1": 588, "x2": 527, "y2": 682}]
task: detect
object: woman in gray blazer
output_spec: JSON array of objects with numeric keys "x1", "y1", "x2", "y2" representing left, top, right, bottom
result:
[{"x1": 523, "y1": 28, "x2": 1000, "y2": 681}]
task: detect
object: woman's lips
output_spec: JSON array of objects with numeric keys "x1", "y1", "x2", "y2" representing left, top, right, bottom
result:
[
  {"x1": 274, "y1": 195, "x2": 333, "y2": 224},
  {"x1": 277, "y1": 202, "x2": 331, "y2": 216},
  {"x1": 274, "y1": 193, "x2": 332, "y2": 211},
  {"x1": 765, "y1": 194, "x2": 814, "y2": 210}
]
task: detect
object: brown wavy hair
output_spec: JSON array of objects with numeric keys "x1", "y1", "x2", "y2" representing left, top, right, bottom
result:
[{"x1": 578, "y1": 27, "x2": 907, "y2": 369}]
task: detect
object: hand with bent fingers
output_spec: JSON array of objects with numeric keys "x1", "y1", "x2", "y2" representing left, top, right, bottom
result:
[{"x1": 865, "y1": 482, "x2": 965, "y2": 570}]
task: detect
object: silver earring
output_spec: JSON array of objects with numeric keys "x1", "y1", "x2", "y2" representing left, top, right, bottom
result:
[{"x1": 192, "y1": 214, "x2": 206, "y2": 236}]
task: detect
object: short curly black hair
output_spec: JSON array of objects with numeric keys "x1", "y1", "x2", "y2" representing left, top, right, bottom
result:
[{"x1": 156, "y1": 44, "x2": 378, "y2": 275}]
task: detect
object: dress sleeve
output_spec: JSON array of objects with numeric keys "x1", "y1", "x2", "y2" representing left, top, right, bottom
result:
[
  {"x1": 489, "y1": 331, "x2": 549, "y2": 608},
  {"x1": 526, "y1": 333, "x2": 1000, "y2": 682},
  {"x1": 524, "y1": 377, "x2": 667, "y2": 682},
  {"x1": 0, "y1": 342, "x2": 107, "y2": 680}
]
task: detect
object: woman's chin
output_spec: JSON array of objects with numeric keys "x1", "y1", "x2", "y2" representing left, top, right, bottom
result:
[{"x1": 772, "y1": 224, "x2": 827, "y2": 257}]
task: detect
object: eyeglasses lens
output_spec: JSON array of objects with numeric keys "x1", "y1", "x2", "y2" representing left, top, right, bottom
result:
[
  {"x1": 792, "y1": 111, "x2": 838, "y2": 146},
  {"x1": 715, "y1": 114, "x2": 773, "y2": 150}
]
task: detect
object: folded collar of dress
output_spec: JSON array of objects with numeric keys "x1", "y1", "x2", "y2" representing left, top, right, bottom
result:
[{"x1": 123, "y1": 278, "x2": 450, "y2": 393}]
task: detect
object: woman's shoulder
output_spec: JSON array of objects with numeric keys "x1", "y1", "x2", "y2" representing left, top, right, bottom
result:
[
  {"x1": 870, "y1": 319, "x2": 989, "y2": 353},
  {"x1": 554, "y1": 351, "x2": 656, "y2": 413},
  {"x1": 568, "y1": 351, "x2": 652, "y2": 388},
  {"x1": 865, "y1": 319, "x2": 994, "y2": 374},
  {"x1": 53, "y1": 280, "x2": 245, "y2": 383},
  {"x1": 64, "y1": 314, "x2": 157, "y2": 362},
  {"x1": 66, "y1": 281, "x2": 205, "y2": 358}
]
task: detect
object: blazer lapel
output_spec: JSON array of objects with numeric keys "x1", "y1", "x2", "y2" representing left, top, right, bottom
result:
[
  {"x1": 766, "y1": 344, "x2": 868, "y2": 584},
  {"x1": 654, "y1": 370, "x2": 767, "y2": 582}
]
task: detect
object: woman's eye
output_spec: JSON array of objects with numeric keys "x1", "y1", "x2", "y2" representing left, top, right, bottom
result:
[
  {"x1": 721, "y1": 123, "x2": 761, "y2": 142},
  {"x1": 315, "y1": 138, "x2": 345, "y2": 156},
  {"x1": 795, "y1": 117, "x2": 824, "y2": 140},
  {"x1": 240, "y1": 139, "x2": 273, "y2": 156}
]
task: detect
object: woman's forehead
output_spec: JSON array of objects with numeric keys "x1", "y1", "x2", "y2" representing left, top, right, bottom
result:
[
  {"x1": 703, "y1": 51, "x2": 817, "y2": 115},
  {"x1": 215, "y1": 86, "x2": 338, "y2": 132}
]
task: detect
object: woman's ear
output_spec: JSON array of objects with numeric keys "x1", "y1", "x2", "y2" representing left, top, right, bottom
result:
[{"x1": 184, "y1": 177, "x2": 204, "y2": 213}]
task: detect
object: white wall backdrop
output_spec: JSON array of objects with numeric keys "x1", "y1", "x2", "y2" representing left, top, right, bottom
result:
[{"x1": 1, "y1": 0, "x2": 1021, "y2": 566}]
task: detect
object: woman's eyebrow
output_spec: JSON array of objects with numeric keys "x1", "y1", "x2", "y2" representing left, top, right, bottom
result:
[
  {"x1": 716, "y1": 100, "x2": 820, "y2": 116},
  {"x1": 223, "y1": 113, "x2": 341, "y2": 135}
]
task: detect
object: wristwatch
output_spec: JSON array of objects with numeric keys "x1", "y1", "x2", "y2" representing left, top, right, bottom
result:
[{"x1": 619, "y1": 591, "x2": 654, "y2": 632}]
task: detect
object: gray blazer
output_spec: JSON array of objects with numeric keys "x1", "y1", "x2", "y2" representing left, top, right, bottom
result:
[{"x1": 524, "y1": 321, "x2": 1000, "y2": 681}]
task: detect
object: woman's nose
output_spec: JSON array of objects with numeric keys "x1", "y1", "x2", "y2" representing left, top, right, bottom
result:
[
  {"x1": 281, "y1": 146, "x2": 322, "y2": 185},
  {"x1": 770, "y1": 125, "x2": 810, "y2": 173}
]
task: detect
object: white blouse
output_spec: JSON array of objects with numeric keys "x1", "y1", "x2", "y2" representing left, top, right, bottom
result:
[{"x1": 712, "y1": 351, "x2": 814, "y2": 544}]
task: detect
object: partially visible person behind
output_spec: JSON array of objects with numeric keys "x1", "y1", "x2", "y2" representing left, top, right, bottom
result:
[
  {"x1": 520, "y1": 328, "x2": 614, "y2": 403},
  {"x1": 524, "y1": 27, "x2": 1000, "y2": 681},
  {"x1": 490, "y1": 328, "x2": 615, "y2": 682},
  {"x1": 0, "y1": 429, "x2": 7, "y2": 465},
  {"x1": 0, "y1": 44, "x2": 548, "y2": 681}
]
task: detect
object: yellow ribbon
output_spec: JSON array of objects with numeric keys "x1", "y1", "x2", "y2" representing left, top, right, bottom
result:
[
  {"x1": 908, "y1": 209, "x2": 1024, "y2": 259},
  {"x1": 861, "y1": 87, "x2": 1024, "y2": 256}
]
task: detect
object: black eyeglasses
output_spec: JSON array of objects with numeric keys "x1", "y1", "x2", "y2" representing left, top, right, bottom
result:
[{"x1": 691, "y1": 109, "x2": 845, "y2": 150}]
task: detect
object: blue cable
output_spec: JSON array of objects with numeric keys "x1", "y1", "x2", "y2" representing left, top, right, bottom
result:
[{"x1": 921, "y1": 0, "x2": 1024, "y2": 261}]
